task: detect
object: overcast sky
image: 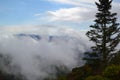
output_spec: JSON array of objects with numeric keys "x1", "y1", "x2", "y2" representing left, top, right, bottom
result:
[{"x1": 0, "y1": 0, "x2": 120, "y2": 30}]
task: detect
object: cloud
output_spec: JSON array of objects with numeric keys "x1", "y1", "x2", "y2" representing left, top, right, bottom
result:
[
  {"x1": 0, "y1": 25, "x2": 60, "y2": 35},
  {"x1": 46, "y1": 7, "x2": 96, "y2": 22},
  {"x1": 34, "y1": 14, "x2": 41, "y2": 16},
  {"x1": 0, "y1": 24, "x2": 120, "y2": 80},
  {"x1": 112, "y1": 3, "x2": 120, "y2": 20},
  {"x1": 37, "y1": 0, "x2": 119, "y2": 23},
  {"x1": 0, "y1": 25, "x2": 92, "y2": 80}
]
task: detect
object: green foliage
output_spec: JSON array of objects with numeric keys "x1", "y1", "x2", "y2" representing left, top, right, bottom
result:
[
  {"x1": 83, "y1": 52, "x2": 105, "y2": 75},
  {"x1": 57, "y1": 76, "x2": 67, "y2": 80},
  {"x1": 56, "y1": 65, "x2": 120, "y2": 80},
  {"x1": 67, "y1": 65, "x2": 92, "y2": 80},
  {"x1": 85, "y1": 75, "x2": 109, "y2": 80},
  {"x1": 103, "y1": 65, "x2": 120, "y2": 80}
]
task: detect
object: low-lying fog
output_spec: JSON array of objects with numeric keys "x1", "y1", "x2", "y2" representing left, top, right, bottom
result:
[{"x1": 0, "y1": 25, "x2": 102, "y2": 80}]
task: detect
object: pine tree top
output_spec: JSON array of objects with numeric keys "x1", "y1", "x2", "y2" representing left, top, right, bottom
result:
[{"x1": 95, "y1": 0, "x2": 112, "y2": 11}]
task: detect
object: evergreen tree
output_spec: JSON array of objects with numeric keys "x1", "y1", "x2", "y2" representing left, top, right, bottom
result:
[{"x1": 85, "y1": 0, "x2": 120, "y2": 67}]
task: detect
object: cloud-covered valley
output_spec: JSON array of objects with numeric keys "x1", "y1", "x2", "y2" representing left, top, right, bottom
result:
[{"x1": 0, "y1": 25, "x2": 93, "y2": 80}]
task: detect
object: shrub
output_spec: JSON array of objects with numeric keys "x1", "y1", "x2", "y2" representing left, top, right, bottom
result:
[
  {"x1": 103, "y1": 65, "x2": 120, "y2": 80},
  {"x1": 67, "y1": 65, "x2": 92, "y2": 80},
  {"x1": 85, "y1": 75, "x2": 109, "y2": 80},
  {"x1": 57, "y1": 76, "x2": 67, "y2": 80}
]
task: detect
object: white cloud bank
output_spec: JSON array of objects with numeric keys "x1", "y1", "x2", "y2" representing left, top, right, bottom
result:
[
  {"x1": 0, "y1": 25, "x2": 120, "y2": 80},
  {"x1": 0, "y1": 25, "x2": 92, "y2": 80},
  {"x1": 46, "y1": 7, "x2": 96, "y2": 22}
]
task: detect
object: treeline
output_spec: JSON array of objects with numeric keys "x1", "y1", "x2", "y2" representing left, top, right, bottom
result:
[{"x1": 57, "y1": 54, "x2": 120, "y2": 80}]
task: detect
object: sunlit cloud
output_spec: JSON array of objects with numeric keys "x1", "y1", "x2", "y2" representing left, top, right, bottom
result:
[
  {"x1": 36, "y1": 0, "x2": 120, "y2": 23},
  {"x1": 46, "y1": 7, "x2": 96, "y2": 22}
]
